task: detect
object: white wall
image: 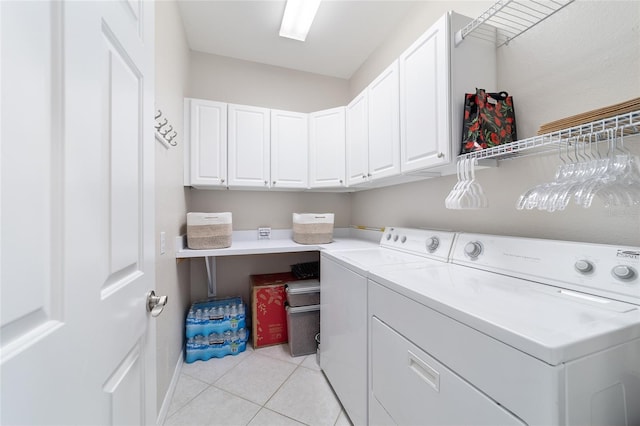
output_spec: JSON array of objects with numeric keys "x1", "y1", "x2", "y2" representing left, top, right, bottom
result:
[
  {"x1": 154, "y1": 0, "x2": 191, "y2": 415},
  {"x1": 350, "y1": 0, "x2": 640, "y2": 246},
  {"x1": 188, "y1": 51, "x2": 349, "y2": 112}
]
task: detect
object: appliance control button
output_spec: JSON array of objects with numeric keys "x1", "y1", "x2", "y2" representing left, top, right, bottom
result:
[
  {"x1": 574, "y1": 260, "x2": 594, "y2": 273},
  {"x1": 401, "y1": 236, "x2": 407, "y2": 243},
  {"x1": 612, "y1": 265, "x2": 636, "y2": 281},
  {"x1": 385, "y1": 233, "x2": 392, "y2": 240},
  {"x1": 393, "y1": 234, "x2": 399, "y2": 242},
  {"x1": 426, "y1": 237, "x2": 440, "y2": 252},
  {"x1": 464, "y1": 241, "x2": 483, "y2": 259}
]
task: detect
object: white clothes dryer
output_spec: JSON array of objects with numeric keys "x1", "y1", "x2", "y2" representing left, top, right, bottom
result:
[{"x1": 320, "y1": 227, "x2": 456, "y2": 426}]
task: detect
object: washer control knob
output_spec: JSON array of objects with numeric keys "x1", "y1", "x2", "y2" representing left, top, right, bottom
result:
[
  {"x1": 385, "y1": 233, "x2": 392, "y2": 241},
  {"x1": 426, "y1": 237, "x2": 440, "y2": 252},
  {"x1": 401, "y1": 236, "x2": 407, "y2": 244},
  {"x1": 574, "y1": 260, "x2": 594, "y2": 274},
  {"x1": 464, "y1": 241, "x2": 483, "y2": 259},
  {"x1": 612, "y1": 265, "x2": 636, "y2": 281},
  {"x1": 393, "y1": 234, "x2": 399, "y2": 242}
]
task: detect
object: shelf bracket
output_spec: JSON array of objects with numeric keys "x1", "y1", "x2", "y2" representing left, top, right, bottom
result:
[{"x1": 205, "y1": 256, "x2": 217, "y2": 297}]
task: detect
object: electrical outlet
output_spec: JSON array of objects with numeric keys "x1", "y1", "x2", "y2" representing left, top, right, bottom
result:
[
  {"x1": 258, "y1": 227, "x2": 271, "y2": 240},
  {"x1": 160, "y1": 231, "x2": 166, "y2": 255}
]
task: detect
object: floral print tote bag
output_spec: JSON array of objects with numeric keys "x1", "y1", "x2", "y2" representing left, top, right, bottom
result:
[{"x1": 461, "y1": 89, "x2": 517, "y2": 154}]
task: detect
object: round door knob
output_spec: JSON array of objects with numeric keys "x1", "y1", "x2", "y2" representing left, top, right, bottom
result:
[
  {"x1": 426, "y1": 237, "x2": 440, "y2": 252},
  {"x1": 146, "y1": 290, "x2": 168, "y2": 317},
  {"x1": 612, "y1": 265, "x2": 636, "y2": 281},
  {"x1": 221, "y1": 179, "x2": 225, "y2": 183},
  {"x1": 273, "y1": 181, "x2": 276, "y2": 185},
  {"x1": 437, "y1": 152, "x2": 445, "y2": 158},
  {"x1": 574, "y1": 260, "x2": 594, "y2": 274},
  {"x1": 464, "y1": 241, "x2": 483, "y2": 259}
]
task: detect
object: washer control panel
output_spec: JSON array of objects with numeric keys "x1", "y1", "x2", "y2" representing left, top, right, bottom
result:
[{"x1": 380, "y1": 227, "x2": 455, "y2": 261}]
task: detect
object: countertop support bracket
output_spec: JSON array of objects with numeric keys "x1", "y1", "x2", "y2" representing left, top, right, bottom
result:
[{"x1": 205, "y1": 256, "x2": 217, "y2": 297}]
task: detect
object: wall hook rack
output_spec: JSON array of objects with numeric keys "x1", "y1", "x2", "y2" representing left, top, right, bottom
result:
[{"x1": 155, "y1": 108, "x2": 178, "y2": 148}]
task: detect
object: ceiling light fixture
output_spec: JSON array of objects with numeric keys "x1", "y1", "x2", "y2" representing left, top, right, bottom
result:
[{"x1": 279, "y1": 0, "x2": 321, "y2": 42}]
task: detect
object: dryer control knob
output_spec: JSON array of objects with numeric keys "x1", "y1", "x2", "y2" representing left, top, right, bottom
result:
[
  {"x1": 401, "y1": 236, "x2": 407, "y2": 244},
  {"x1": 612, "y1": 265, "x2": 636, "y2": 281},
  {"x1": 464, "y1": 242, "x2": 483, "y2": 259},
  {"x1": 574, "y1": 260, "x2": 594, "y2": 274},
  {"x1": 426, "y1": 237, "x2": 440, "y2": 252}
]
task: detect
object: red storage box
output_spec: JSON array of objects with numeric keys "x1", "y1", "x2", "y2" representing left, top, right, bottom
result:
[{"x1": 251, "y1": 272, "x2": 299, "y2": 348}]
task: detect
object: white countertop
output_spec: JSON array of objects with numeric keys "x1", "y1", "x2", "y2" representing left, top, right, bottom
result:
[{"x1": 175, "y1": 227, "x2": 381, "y2": 258}]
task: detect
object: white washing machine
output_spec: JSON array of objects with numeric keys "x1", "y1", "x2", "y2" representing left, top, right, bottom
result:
[
  {"x1": 368, "y1": 233, "x2": 640, "y2": 425},
  {"x1": 320, "y1": 227, "x2": 456, "y2": 426}
]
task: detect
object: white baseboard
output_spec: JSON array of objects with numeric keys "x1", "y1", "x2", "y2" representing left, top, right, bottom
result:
[{"x1": 156, "y1": 350, "x2": 184, "y2": 425}]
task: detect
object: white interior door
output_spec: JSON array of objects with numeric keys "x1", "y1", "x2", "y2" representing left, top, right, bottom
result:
[{"x1": 1, "y1": 1, "x2": 157, "y2": 424}]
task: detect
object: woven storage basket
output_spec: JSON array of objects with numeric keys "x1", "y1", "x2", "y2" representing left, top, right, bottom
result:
[
  {"x1": 292, "y1": 213, "x2": 334, "y2": 245},
  {"x1": 187, "y1": 212, "x2": 232, "y2": 249}
]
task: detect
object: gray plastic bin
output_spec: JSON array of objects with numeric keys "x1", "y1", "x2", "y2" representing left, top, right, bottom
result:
[
  {"x1": 285, "y1": 304, "x2": 320, "y2": 357},
  {"x1": 285, "y1": 279, "x2": 320, "y2": 307}
]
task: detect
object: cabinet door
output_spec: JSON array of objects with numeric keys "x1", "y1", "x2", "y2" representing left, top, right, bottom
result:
[
  {"x1": 270, "y1": 109, "x2": 308, "y2": 189},
  {"x1": 228, "y1": 104, "x2": 271, "y2": 188},
  {"x1": 399, "y1": 13, "x2": 449, "y2": 172},
  {"x1": 188, "y1": 99, "x2": 227, "y2": 187},
  {"x1": 346, "y1": 90, "x2": 369, "y2": 187},
  {"x1": 368, "y1": 60, "x2": 401, "y2": 181},
  {"x1": 309, "y1": 107, "x2": 346, "y2": 188}
]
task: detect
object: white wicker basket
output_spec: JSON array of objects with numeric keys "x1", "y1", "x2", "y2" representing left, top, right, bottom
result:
[
  {"x1": 292, "y1": 213, "x2": 334, "y2": 245},
  {"x1": 187, "y1": 212, "x2": 232, "y2": 249}
]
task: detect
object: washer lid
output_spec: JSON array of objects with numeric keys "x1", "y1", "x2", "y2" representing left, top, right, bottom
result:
[
  {"x1": 369, "y1": 263, "x2": 640, "y2": 366},
  {"x1": 323, "y1": 248, "x2": 435, "y2": 276}
]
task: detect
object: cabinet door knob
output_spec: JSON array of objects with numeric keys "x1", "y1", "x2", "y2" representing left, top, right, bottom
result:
[
  {"x1": 367, "y1": 173, "x2": 372, "y2": 177},
  {"x1": 264, "y1": 180, "x2": 268, "y2": 185},
  {"x1": 437, "y1": 152, "x2": 445, "y2": 158},
  {"x1": 221, "y1": 178, "x2": 225, "y2": 183},
  {"x1": 272, "y1": 181, "x2": 276, "y2": 185},
  {"x1": 339, "y1": 179, "x2": 343, "y2": 184}
]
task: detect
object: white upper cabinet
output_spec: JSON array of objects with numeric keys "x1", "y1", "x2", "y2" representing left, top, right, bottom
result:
[
  {"x1": 309, "y1": 106, "x2": 346, "y2": 188},
  {"x1": 184, "y1": 12, "x2": 496, "y2": 192},
  {"x1": 399, "y1": 15, "x2": 448, "y2": 172},
  {"x1": 271, "y1": 109, "x2": 308, "y2": 189},
  {"x1": 367, "y1": 60, "x2": 401, "y2": 181},
  {"x1": 185, "y1": 98, "x2": 227, "y2": 188},
  {"x1": 346, "y1": 90, "x2": 369, "y2": 186},
  {"x1": 227, "y1": 104, "x2": 271, "y2": 188},
  {"x1": 399, "y1": 12, "x2": 496, "y2": 174}
]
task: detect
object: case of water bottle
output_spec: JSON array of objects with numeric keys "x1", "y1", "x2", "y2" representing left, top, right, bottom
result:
[{"x1": 185, "y1": 296, "x2": 249, "y2": 363}]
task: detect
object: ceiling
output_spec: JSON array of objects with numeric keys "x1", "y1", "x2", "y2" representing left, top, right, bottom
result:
[{"x1": 176, "y1": 1, "x2": 419, "y2": 79}]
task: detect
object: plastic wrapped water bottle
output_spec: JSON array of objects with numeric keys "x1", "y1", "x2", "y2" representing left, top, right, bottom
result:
[{"x1": 230, "y1": 304, "x2": 238, "y2": 319}]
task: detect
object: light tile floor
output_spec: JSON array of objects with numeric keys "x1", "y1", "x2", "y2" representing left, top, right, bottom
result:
[{"x1": 164, "y1": 343, "x2": 352, "y2": 426}]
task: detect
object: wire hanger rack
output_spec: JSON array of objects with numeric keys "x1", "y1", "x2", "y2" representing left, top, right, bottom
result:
[
  {"x1": 454, "y1": 0, "x2": 575, "y2": 47},
  {"x1": 445, "y1": 110, "x2": 640, "y2": 210}
]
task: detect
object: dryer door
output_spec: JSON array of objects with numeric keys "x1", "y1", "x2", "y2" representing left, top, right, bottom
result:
[{"x1": 370, "y1": 317, "x2": 525, "y2": 426}]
